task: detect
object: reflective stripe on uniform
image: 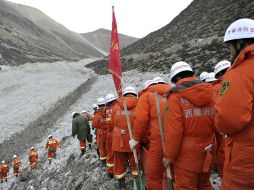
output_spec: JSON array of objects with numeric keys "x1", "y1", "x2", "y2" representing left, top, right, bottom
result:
[
  {"x1": 115, "y1": 172, "x2": 126, "y2": 179},
  {"x1": 106, "y1": 163, "x2": 114, "y2": 168},
  {"x1": 100, "y1": 156, "x2": 107, "y2": 160},
  {"x1": 132, "y1": 170, "x2": 138, "y2": 176}
]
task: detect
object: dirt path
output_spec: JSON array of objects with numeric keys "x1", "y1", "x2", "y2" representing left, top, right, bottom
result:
[{"x1": 0, "y1": 76, "x2": 97, "y2": 162}]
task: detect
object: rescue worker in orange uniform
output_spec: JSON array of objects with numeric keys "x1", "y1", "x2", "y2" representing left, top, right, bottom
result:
[
  {"x1": 105, "y1": 93, "x2": 118, "y2": 179},
  {"x1": 213, "y1": 60, "x2": 231, "y2": 178},
  {"x1": 130, "y1": 77, "x2": 171, "y2": 190},
  {"x1": 164, "y1": 61, "x2": 216, "y2": 190},
  {"x1": 112, "y1": 86, "x2": 139, "y2": 190},
  {"x1": 215, "y1": 18, "x2": 254, "y2": 190},
  {"x1": 12, "y1": 155, "x2": 22, "y2": 177},
  {"x1": 92, "y1": 97, "x2": 107, "y2": 164},
  {"x1": 0, "y1": 161, "x2": 9, "y2": 183},
  {"x1": 28, "y1": 147, "x2": 39, "y2": 169},
  {"x1": 45, "y1": 135, "x2": 61, "y2": 165}
]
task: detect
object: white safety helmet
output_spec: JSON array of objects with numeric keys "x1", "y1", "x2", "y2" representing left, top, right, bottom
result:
[
  {"x1": 224, "y1": 18, "x2": 254, "y2": 42},
  {"x1": 92, "y1": 104, "x2": 98, "y2": 109},
  {"x1": 72, "y1": 112, "x2": 77, "y2": 118},
  {"x1": 48, "y1": 135, "x2": 52, "y2": 139},
  {"x1": 199, "y1": 72, "x2": 209, "y2": 81},
  {"x1": 214, "y1": 60, "x2": 231, "y2": 77},
  {"x1": 153, "y1": 77, "x2": 165, "y2": 84},
  {"x1": 123, "y1": 86, "x2": 137, "y2": 96},
  {"x1": 170, "y1": 61, "x2": 193, "y2": 82},
  {"x1": 143, "y1": 80, "x2": 155, "y2": 89},
  {"x1": 2, "y1": 161, "x2": 5, "y2": 164},
  {"x1": 97, "y1": 97, "x2": 106, "y2": 106},
  {"x1": 205, "y1": 72, "x2": 217, "y2": 83},
  {"x1": 80, "y1": 110, "x2": 87, "y2": 114},
  {"x1": 13, "y1": 155, "x2": 17, "y2": 159},
  {"x1": 31, "y1": 147, "x2": 35, "y2": 150},
  {"x1": 105, "y1": 94, "x2": 117, "y2": 103}
]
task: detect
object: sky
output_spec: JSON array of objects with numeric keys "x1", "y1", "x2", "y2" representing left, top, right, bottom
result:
[{"x1": 7, "y1": 0, "x2": 193, "y2": 38}]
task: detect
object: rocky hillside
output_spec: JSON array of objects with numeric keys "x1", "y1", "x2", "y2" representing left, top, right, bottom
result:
[
  {"x1": 80, "y1": 28, "x2": 139, "y2": 56},
  {"x1": 87, "y1": 0, "x2": 254, "y2": 75},
  {"x1": 0, "y1": 0, "x2": 107, "y2": 65}
]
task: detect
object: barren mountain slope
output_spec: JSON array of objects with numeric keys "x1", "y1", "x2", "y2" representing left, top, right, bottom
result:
[
  {"x1": 87, "y1": 0, "x2": 254, "y2": 75},
  {"x1": 0, "y1": 0, "x2": 104, "y2": 65}
]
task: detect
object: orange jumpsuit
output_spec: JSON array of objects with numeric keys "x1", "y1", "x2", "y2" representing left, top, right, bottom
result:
[
  {"x1": 164, "y1": 77, "x2": 216, "y2": 190},
  {"x1": 105, "y1": 101, "x2": 117, "y2": 174},
  {"x1": 92, "y1": 107, "x2": 107, "y2": 161},
  {"x1": 28, "y1": 150, "x2": 39, "y2": 169},
  {"x1": 213, "y1": 80, "x2": 225, "y2": 178},
  {"x1": 215, "y1": 44, "x2": 254, "y2": 189},
  {"x1": 13, "y1": 158, "x2": 22, "y2": 176},
  {"x1": 0, "y1": 163, "x2": 9, "y2": 182},
  {"x1": 112, "y1": 95, "x2": 139, "y2": 179},
  {"x1": 133, "y1": 83, "x2": 171, "y2": 190},
  {"x1": 45, "y1": 138, "x2": 60, "y2": 162}
]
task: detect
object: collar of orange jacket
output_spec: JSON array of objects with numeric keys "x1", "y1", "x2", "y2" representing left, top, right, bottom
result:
[
  {"x1": 176, "y1": 76, "x2": 198, "y2": 86},
  {"x1": 147, "y1": 83, "x2": 171, "y2": 95},
  {"x1": 175, "y1": 77, "x2": 213, "y2": 107},
  {"x1": 138, "y1": 89, "x2": 147, "y2": 97},
  {"x1": 233, "y1": 44, "x2": 254, "y2": 68},
  {"x1": 118, "y1": 95, "x2": 138, "y2": 110}
]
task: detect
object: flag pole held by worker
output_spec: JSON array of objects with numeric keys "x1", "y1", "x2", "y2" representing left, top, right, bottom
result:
[{"x1": 107, "y1": 6, "x2": 145, "y2": 189}]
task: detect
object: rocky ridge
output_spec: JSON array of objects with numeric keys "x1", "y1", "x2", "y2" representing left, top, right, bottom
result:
[{"x1": 87, "y1": 0, "x2": 254, "y2": 75}]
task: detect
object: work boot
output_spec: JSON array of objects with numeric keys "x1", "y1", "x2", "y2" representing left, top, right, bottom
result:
[
  {"x1": 53, "y1": 153, "x2": 56, "y2": 159},
  {"x1": 101, "y1": 159, "x2": 106, "y2": 167},
  {"x1": 118, "y1": 178, "x2": 126, "y2": 190},
  {"x1": 80, "y1": 149, "x2": 86, "y2": 157},
  {"x1": 108, "y1": 172, "x2": 114, "y2": 179},
  {"x1": 0, "y1": 180, "x2": 3, "y2": 183},
  {"x1": 5, "y1": 179, "x2": 7, "y2": 182},
  {"x1": 49, "y1": 160, "x2": 52, "y2": 165},
  {"x1": 88, "y1": 144, "x2": 92, "y2": 149}
]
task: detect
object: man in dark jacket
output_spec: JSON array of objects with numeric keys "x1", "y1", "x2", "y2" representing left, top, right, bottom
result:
[{"x1": 72, "y1": 112, "x2": 89, "y2": 157}]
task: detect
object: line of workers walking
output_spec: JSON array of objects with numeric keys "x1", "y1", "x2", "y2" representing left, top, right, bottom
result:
[
  {"x1": 72, "y1": 18, "x2": 254, "y2": 190},
  {"x1": 1, "y1": 18, "x2": 254, "y2": 190}
]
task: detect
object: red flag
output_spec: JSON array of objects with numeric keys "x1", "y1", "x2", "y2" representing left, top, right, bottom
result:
[{"x1": 108, "y1": 6, "x2": 122, "y2": 97}]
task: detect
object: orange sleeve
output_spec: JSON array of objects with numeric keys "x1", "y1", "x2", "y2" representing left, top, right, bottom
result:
[
  {"x1": 215, "y1": 73, "x2": 253, "y2": 134},
  {"x1": 133, "y1": 93, "x2": 150, "y2": 141},
  {"x1": 92, "y1": 113, "x2": 100, "y2": 129},
  {"x1": 45, "y1": 141, "x2": 49, "y2": 148},
  {"x1": 164, "y1": 94, "x2": 184, "y2": 164}
]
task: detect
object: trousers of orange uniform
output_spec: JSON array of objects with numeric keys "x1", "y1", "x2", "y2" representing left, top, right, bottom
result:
[
  {"x1": 174, "y1": 167, "x2": 212, "y2": 190},
  {"x1": 30, "y1": 161, "x2": 38, "y2": 169},
  {"x1": 13, "y1": 168, "x2": 19, "y2": 177},
  {"x1": 146, "y1": 146, "x2": 165, "y2": 190},
  {"x1": 79, "y1": 140, "x2": 86, "y2": 151},
  {"x1": 114, "y1": 152, "x2": 138, "y2": 179},
  {"x1": 216, "y1": 133, "x2": 225, "y2": 178},
  {"x1": 48, "y1": 150, "x2": 56, "y2": 161},
  {"x1": 0, "y1": 173, "x2": 7, "y2": 181},
  {"x1": 106, "y1": 131, "x2": 114, "y2": 173},
  {"x1": 98, "y1": 132, "x2": 107, "y2": 161}
]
